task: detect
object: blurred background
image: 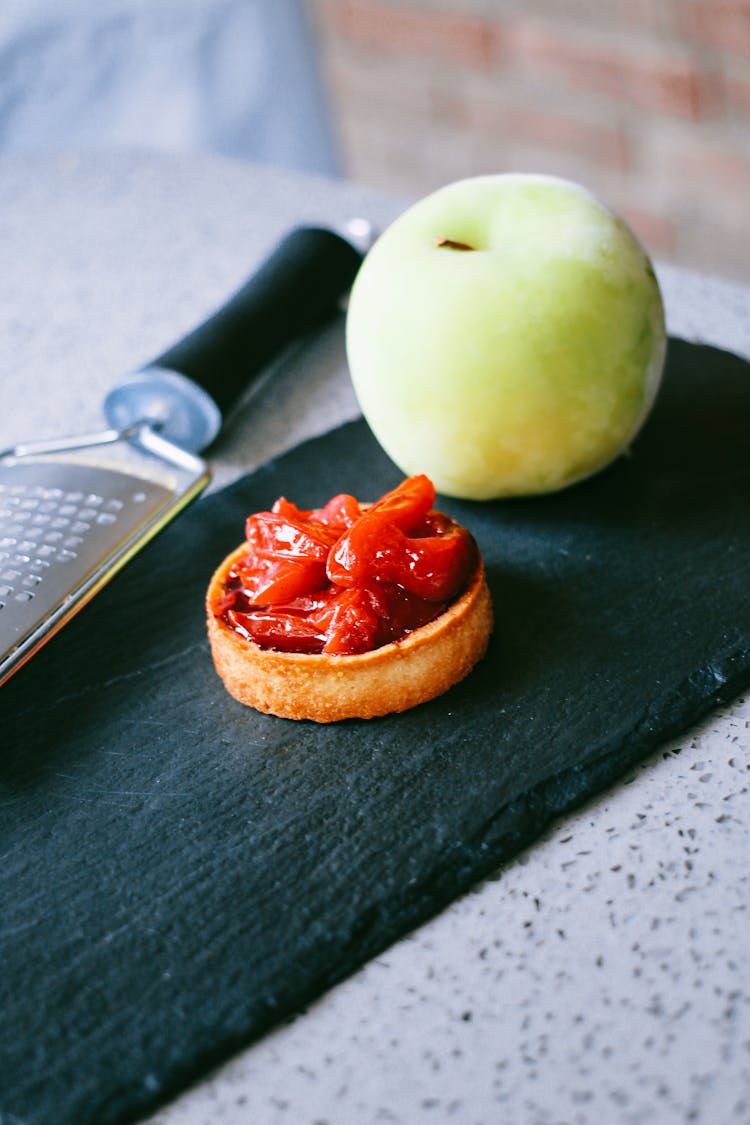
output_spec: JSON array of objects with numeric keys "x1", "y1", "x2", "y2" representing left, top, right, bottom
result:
[
  {"x1": 0, "y1": 0, "x2": 748, "y2": 284},
  {"x1": 310, "y1": 0, "x2": 750, "y2": 285}
]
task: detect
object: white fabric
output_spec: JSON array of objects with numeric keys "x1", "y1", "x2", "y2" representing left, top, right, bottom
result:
[{"x1": 0, "y1": 0, "x2": 338, "y2": 174}]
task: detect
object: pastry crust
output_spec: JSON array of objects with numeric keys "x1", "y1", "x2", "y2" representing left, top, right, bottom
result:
[{"x1": 206, "y1": 543, "x2": 492, "y2": 722}]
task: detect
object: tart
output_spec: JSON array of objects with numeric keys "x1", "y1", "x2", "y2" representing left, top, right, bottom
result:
[{"x1": 206, "y1": 475, "x2": 492, "y2": 722}]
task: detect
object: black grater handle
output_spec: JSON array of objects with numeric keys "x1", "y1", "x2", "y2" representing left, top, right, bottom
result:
[
  {"x1": 151, "y1": 226, "x2": 364, "y2": 417},
  {"x1": 103, "y1": 223, "x2": 371, "y2": 454}
]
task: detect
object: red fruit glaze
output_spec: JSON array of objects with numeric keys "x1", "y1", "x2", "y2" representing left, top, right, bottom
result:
[{"x1": 214, "y1": 476, "x2": 478, "y2": 655}]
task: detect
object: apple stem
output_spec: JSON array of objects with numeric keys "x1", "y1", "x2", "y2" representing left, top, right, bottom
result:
[{"x1": 434, "y1": 236, "x2": 474, "y2": 251}]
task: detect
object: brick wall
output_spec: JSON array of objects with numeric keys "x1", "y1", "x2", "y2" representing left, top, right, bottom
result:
[{"x1": 308, "y1": 0, "x2": 750, "y2": 285}]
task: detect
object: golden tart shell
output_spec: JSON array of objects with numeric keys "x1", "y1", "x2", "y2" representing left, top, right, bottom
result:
[{"x1": 206, "y1": 542, "x2": 492, "y2": 723}]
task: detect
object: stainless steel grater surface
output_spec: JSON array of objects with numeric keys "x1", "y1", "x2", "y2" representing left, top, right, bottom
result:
[
  {"x1": 0, "y1": 223, "x2": 367, "y2": 687},
  {"x1": 0, "y1": 423, "x2": 208, "y2": 685}
]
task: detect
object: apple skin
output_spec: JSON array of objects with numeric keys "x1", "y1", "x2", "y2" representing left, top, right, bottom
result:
[{"x1": 345, "y1": 174, "x2": 667, "y2": 500}]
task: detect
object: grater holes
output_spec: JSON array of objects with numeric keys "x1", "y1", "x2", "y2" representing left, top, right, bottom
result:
[
  {"x1": 2, "y1": 485, "x2": 123, "y2": 531},
  {"x1": 0, "y1": 477, "x2": 147, "y2": 624}
]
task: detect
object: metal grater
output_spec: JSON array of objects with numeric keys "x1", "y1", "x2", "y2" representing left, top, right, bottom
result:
[
  {"x1": 0, "y1": 423, "x2": 208, "y2": 684},
  {"x1": 0, "y1": 223, "x2": 370, "y2": 687}
]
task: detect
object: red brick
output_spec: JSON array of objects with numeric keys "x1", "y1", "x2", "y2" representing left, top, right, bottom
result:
[
  {"x1": 506, "y1": 19, "x2": 723, "y2": 120},
  {"x1": 675, "y1": 213, "x2": 750, "y2": 282},
  {"x1": 327, "y1": 52, "x2": 437, "y2": 117},
  {"x1": 615, "y1": 0, "x2": 674, "y2": 34},
  {"x1": 617, "y1": 206, "x2": 677, "y2": 255},
  {"x1": 683, "y1": 0, "x2": 750, "y2": 57},
  {"x1": 725, "y1": 71, "x2": 750, "y2": 114},
  {"x1": 466, "y1": 100, "x2": 631, "y2": 172},
  {"x1": 640, "y1": 128, "x2": 750, "y2": 225},
  {"x1": 675, "y1": 146, "x2": 750, "y2": 197},
  {"x1": 321, "y1": 0, "x2": 495, "y2": 68}
]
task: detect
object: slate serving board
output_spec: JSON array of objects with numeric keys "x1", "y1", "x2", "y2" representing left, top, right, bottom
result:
[{"x1": 2, "y1": 338, "x2": 749, "y2": 1125}]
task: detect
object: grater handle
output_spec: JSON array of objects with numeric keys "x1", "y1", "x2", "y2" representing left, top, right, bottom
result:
[
  {"x1": 104, "y1": 223, "x2": 374, "y2": 454},
  {"x1": 152, "y1": 225, "x2": 364, "y2": 417}
]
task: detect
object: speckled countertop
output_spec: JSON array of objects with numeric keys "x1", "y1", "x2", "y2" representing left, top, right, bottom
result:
[{"x1": 2, "y1": 153, "x2": 749, "y2": 1125}]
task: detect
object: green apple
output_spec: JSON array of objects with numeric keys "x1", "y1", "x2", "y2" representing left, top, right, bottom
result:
[{"x1": 345, "y1": 173, "x2": 666, "y2": 499}]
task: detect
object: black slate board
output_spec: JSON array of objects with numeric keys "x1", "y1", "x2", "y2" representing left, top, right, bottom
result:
[{"x1": 2, "y1": 338, "x2": 750, "y2": 1125}]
